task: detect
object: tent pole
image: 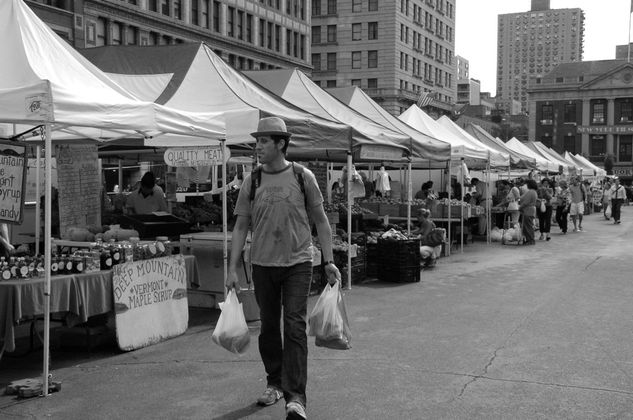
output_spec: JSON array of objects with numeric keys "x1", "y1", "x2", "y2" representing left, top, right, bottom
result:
[
  {"x1": 42, "y1": 124, "x2": 52, "y2": 397},
  {"x1": 407, "y1": 160, "x2": 412, "y2": 235},
  {"x1": 346, "y1": 152, "x2": 352, "y2": 290},
  {"x1": 221, "y1": 140, "x2": 228, "y2": 301},
  {"x1": 460, "y1": 158, "x2": 464, "y2": 253},
  {"x1": 446, "y1": 159, "x2": 451, "y2": 257},
  {"x1": 35, "y1": 145, "x2": 41, "y2": 256}
]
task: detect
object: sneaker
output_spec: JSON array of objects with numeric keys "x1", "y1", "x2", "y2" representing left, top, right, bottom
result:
[
  {"x1": 257, "y1": 387, "x2": 283, "y2": 406},
  {"x1": 286, "y1": 401, "x2": 307, "y2": 420},
  {"x1": 578, "y1": 227, "x2": 583, "y2": 232},
  {"x1": 572, "y1": 228, "x2": 578, "y2": 232}
]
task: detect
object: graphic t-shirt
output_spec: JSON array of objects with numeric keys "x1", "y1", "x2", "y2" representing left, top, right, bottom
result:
[{"x1": 234, "y1": 164, "x2": 323, "y2": 267}]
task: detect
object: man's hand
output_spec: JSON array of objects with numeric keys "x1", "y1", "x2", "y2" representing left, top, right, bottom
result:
[
  {"x1": 225, "y1": 270, "x2": 241, "y2": 293},
  {"x1": 324, "y1": 263, "x2": 341, "y2": 285}
]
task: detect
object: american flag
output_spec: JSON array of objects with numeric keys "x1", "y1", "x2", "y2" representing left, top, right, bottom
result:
[{"x1": 417, "y1": 91, "x2": 436, "y2": 108}]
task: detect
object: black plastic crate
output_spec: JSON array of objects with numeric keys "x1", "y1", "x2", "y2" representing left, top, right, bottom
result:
[
  {"x1": 377, "y1": 238, "x2": 421, "y2": 265},
  {"x1": 366, "y1": 242, "x2": 379, "y2": 278},
  {"x1": 378, "y1": 265, "x2": 420, "y2": 283}
]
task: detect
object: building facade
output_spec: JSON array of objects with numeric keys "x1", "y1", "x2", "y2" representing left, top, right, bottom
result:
[
  {"x1": 529, "y1": 60, "x2": 633, "y2": 180},
  {"x1": 456, "y1": 55, "x2": 468, "y2": 80},
  {"x1": 311, "y1": 0, "x2": 456, "y2": 116},
  {"x1": 27, "y1": 0, "x2": 311, "y2": 72},
  {"x1": 456, "y1": 78, "x2": 480, "y2": 106},
  {"x1": 497, "y1": 0, "x2": 584, "y2": 114}
]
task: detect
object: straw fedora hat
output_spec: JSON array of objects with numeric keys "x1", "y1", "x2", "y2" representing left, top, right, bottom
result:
[{"x1": 250, "y1": 116, "x2": 291, "y2": 138}]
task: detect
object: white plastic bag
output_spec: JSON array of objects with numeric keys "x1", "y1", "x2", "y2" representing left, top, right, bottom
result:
[
  {"x1": 212, "y1": 290, "x2": 250, "y2": 354},
  {"x1": 308, "y1": 281, "x2": 352, "y2": 350},
  {"x1": 605, "y1": 204, "x2": 612, "y2": 219}
]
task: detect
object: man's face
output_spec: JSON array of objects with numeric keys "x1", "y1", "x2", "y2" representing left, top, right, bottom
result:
[
  {"x1": 140, "y1": 184, "x2": 153, "y2": 196},
  {"x1": 255, "y1": 136, "x2": 283, "y2": 163}
]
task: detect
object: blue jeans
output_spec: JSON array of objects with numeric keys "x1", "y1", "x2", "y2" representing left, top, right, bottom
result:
[{"x1": 252, "y1": 262, "x2": 312, "y2": 407}]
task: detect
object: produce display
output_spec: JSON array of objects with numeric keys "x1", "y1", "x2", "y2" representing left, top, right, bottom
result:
[{"x1": 323, "y1": 202, "x2": 374, "y2": 216}]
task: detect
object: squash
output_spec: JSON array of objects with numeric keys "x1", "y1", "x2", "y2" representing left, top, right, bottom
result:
[
  {"x1": 65, "y1": 227, "x2": 95, "y2": 242},
  {"x1": 102, "y1": 228, "x2": 139, "y2": 242}
]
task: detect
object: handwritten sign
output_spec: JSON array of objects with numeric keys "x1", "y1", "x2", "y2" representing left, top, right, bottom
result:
[
  {"x1": 358, "y1": 144, "x2": 404, "y2": 161},
  {"x1": 25, "y1": 158, "x2": 58, "y2": 203},
  {"x1": 0, "y1": 141, "x2": 27, "y2": 224},
  {"x1": 164, "y1": 147, "x2": 230, "y2": 167},
  {"x1": 56, "y1": 144, "x2": 100, "y2": 237},
  {"x1": 112, "y1": 255, "x2": 189, "y2": 351}
]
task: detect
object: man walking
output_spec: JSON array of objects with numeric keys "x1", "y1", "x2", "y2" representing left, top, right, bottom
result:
[
  {"x1": 609, "y1": 177, "x2": 627, "y2": 224},
  {"x1": 568, "y1": 176, "x2": 586, "y2": 232},
  {"x1": 227, "y1": 116, "x2": 340, "y2": 420}
]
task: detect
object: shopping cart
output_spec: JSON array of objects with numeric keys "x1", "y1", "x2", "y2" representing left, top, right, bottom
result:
[{"x1": 501, "y1": 212, "x2": 523, "y2": 245}]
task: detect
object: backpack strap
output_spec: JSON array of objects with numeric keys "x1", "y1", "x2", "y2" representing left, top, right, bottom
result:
[
  {"x1": 249, "y1": 165, "x2": 262, "y2": 202},
  {"x1": 249, "y1": 163, "x2": 308, "y2": 209}
]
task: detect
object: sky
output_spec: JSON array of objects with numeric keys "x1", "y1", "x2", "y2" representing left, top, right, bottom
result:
[{"x1": 455, "y1": 0, "x2": 633, "y2": 96}]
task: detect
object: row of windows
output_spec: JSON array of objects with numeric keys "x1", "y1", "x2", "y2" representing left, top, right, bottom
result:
[
  {"x1": 313, "y1": 0, "x2": 379, "y2": 15},
  {"x1": 539, "y1": 100, "x2": 633, "y2": 126},
  {"x1": 312, "y1": 51, "x2": 378, "y2": 72},
  {"x1": 399, "y1": 52, "x2": 453, "y2": 88},
  {"x1": 588, "y1": 136, "x2": 633, "y2": 162},
  {"x1": 313, "y1": 78, "x2": 379, "y2": 90},
  {"x1": 402, "y1": 25, "x2": 453, "y2": 65}
]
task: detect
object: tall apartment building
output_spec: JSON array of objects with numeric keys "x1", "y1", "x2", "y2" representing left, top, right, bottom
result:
[
  {"x1": 496, "y1": 0, "x2": 584, "y2": 115},
  {"x1": 456, "y1": 55, "x2": 469, "y2": 80},
  {"x1": 26, "y1": 0, "x2": 311, "y2": 72},
  {"x1": 311, "y1": 0, "x2": 456, "y2": 116}
]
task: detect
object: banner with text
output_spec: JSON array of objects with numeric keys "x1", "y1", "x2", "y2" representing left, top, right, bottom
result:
[
  {"x1": 0, "y1": 141, "x2": 27, "y2": 224},
  {"x1": 113, "y1": 255, "x2": 189, "y2": 351}
]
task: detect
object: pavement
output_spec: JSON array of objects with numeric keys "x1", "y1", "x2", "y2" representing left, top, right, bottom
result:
[{"x1": 1, "y1": 206, "x2": 633, "y2": 419}]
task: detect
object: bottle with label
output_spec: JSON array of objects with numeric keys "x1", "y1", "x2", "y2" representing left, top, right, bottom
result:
[
  {"x1": 50, "y1": 254, "x2": 59, "y2": 276},
  {"x1": 19, "y1": 257, "x2": 30, "y2": 279},
  {"x1": 100, "y1": 245, "x2": 113, "y2": 270},
  {"x1": 9, "y1": 256, "x2": 18, "y2": 279},
  {"x1": 155, "y1": 236, "x2": 172, "y2": 257},
  {"x1": 73, "y1": 254, "x2": 85, "y2": 273},
  {"x1": 130, "y1": 237, "x2": 142, "y2": 261},
  {"x1": 121, "y1": 240, "x2": 133, "y2": 263},
  {"x1": 1, "y1": 257, "x2": 12, "y2": 281},
  {"x1": 109, "y1": 239, "x2": 121, "y2": 265}
]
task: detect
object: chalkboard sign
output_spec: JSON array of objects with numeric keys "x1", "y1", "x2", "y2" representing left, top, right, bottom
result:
[{"x1": 0, "y1": 141, "x2": 27, "y2": 224}]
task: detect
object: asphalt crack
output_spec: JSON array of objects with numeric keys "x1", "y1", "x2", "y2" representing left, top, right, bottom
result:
[{"x1": 584, "y1": 255, "x2": 602, "y2": 270}]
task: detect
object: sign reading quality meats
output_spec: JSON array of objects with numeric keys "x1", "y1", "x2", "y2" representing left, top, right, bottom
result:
[{"x1": 112, "y1": 255, "x2": 189, "y2": 351}]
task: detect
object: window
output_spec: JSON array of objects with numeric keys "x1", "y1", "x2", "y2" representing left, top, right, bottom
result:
[
  {"x1": 237, "y1": 10, "x2": 244, "y2": 40},
  {"x1": 212, "y1": 1, "x2": 220, "y2": 32},
  {"x1": 227, "y1": 7, "x2": 235, "y2": 37},
  {"x1": 368, "y1": 50, "x2": 377, "y2": 68},
  {"x1": 591, "y1": 101, "x2": 606, "y2": 124},
  {"x1": 351, "y1": 79, "x2": 361, "y2": 87},
  {"x1": 300, "y1": 34, "x2": 305, "y2": 59},
  {"x1": 191, "y1": 0, "x2": 199, "y2": 25},
  {"x1": 367, "y1": 78, "x2": 378, "y2": 89},
  {"x1": 96, "y1": 17, "x2": 106, "y2": 46},
  {"x1": 312, "y1": 0, "x2": 321, "y2": 15},
  {"x1": 564, "y1": 135, "x2": 577, "y2": 154},
  {"x1": 148, "y1": 0, "x2": 157, "y2": 12},
  {"x1": 173, "y1": 0, "x2": 182, "y2": 19},
  {"x1": 368, "y1": 0, "x2": 378, "y2": 12},
  {"x1": 293, "y1": 31, "x2": 298, "y2": 57},
  {"x1": 286, "y1": 28, "x2": 291, "y2": 54},
  {"x1": 312, "y1": 26, "x2": 321, "y2": 44},
  {"x1": 352, "y1": 23, "x2": 361, "y2": 40},
  {"x1": 620, "y1": 101, "x2": 633, "y2": 123},
  {"x1": 259, "y1": 19, "x2": 265, "y2": 47},
  {"x1": 275, "y1": 25, "x2": 281, "y2": 51},
  {"x1": 246, "y1": 14, "x2": 253, "y2": 43},
  {"x1": 160, "y1": 0, "x2": 169, "y2": 15},
  {"x1": 352, "y1": 0, "x2": 362, "y2": 12},
  {"x1": 312, "y1": 53, "x2": 321, "y2": 71},
  {"x1": 590, "y1": 135, "x2": 606, "y2": 157},
  {"x1": 327, "y1": 25, "x2": 337, "y2": 43},
  {"x1": 541, "y1": 104, "x2": 553, "y2": 124},
  {"x1": 111, "y1": 22, "x2": 122, "y2": 45},
  {"x1": 619, "y1": 136, "x2": 632, "y2": 162},
  {"x1": 368, "y1": 22, "x2": 378, "y2": 39},
  {"x1": 327, "y1": 0, "x2": 336, "y2": 14},
  {"x1": 563, "y1": 103, "x2": 576, "y2": 123},
  {"x1": 326, "y1": 80, "x2": 337, "y2": 88},
  {"x1": 352, "y1": 51, "x2": 361, "y2": 69},
  {"x1": 327, "y1": 52, "x2": 337, "y2": 71}
]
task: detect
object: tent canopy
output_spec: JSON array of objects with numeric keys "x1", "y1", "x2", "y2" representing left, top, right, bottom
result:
[
  {"x1": 82, "y1": 44, "x2": 409, "y2": 161},
  {"x1": 524, "y1": 141, "x2": 573, "y2": 174},
  {"x1": 243, "y1": 68, "x2": 410, "y2": 160},
  {"x1": 465, "y1": 123, "x2": 536, "y2": 169},
  {"x1": 323, "y1": 86, "x2": 451, "y2": 164},
  {"x1": 505, "y1": 138, "x2": 558, "y2": 173},
  {"x1": 572, "y1": 153, "x2": 607, "y2": 177},
  {"x1": 436, "y1": 116, "x2": 509, "y2": 168},
  {"x1": 398, "y1": 105, "x2": 507, "y2": 169},
  {"x1": 0, "y1": 0, "x2": 226, "y2": 142}
]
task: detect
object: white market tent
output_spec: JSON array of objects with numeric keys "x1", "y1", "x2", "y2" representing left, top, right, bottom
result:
[
  {"x1": 0, "y1": 0, "x2": 231, "y2": 395},
  {"x1": 399, "y1": 105, "x2": 497, "y2": 169},
  {"x1": 524, "y1": 141, "x2": 574, "y2": 175},
  {"x1": 572, "y1": 153, "x2": 607, "y2": 177},
  {"x1": 465, "y1": 124, "x2": 536, "y2": 170},
  {"x1": 563, "y1": 151, "x2": 595, "y2": 176},
  {"x1": 436, "y1": 116, "x2": 510, "y2": 168},
  {"x1": 326, "y1": 86, "x2": 451, "y2": 164},
  {"x1": 242, "y1": 68, "x2": 412, "y2": 159},
  {"x1": 506, "y1": 137, "x2": 559, "y2": 173},
  {"x1": 79, "y1": 43, "x2": 381, "y2": 161}
]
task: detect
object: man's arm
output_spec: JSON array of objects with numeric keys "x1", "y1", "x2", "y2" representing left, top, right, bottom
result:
[
  {"x1": 226, "y1": 214, "x2": 250, "y2": 291},
  {"x1": 309, "y1": 204, "x2": 340, "y2": 285}
]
